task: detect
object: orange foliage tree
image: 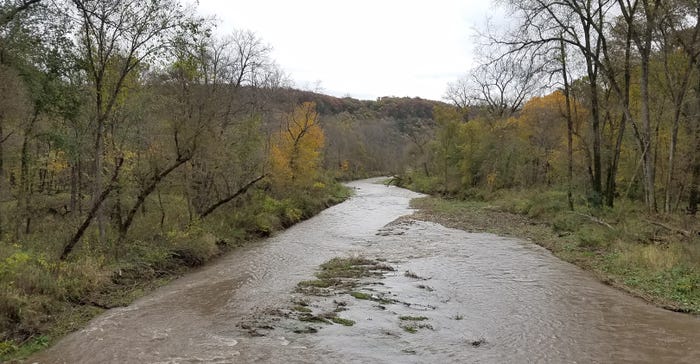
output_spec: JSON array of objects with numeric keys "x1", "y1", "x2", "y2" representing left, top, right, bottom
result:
[
  {"x1": 516, "y1": 91, "x2": 568, "y2": 185},
  {"x1": 270, "y1": 102, "x2": 325, "y2": 190}
]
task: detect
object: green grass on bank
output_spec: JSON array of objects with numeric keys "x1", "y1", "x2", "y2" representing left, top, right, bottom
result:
[
  {"x1": 410, "y1": 190, "x2": 700, "y2": 314},
  {"x1": 0, "y1": 182, "x2": 352, "y2": 362}
]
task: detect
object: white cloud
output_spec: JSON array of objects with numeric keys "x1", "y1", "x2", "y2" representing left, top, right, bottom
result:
[{"x1": 195, "y1": 0, "x2": 498, "y2": 100}]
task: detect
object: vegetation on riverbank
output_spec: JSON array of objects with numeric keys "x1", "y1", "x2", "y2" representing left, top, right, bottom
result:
[
  {"x1": 0, "y1": 181, "x2": 351, "y2": 361},
  {"x1": 409, "y1": 193, "x2": 700, "y2": 314},
  {"x1": 390, "y1": 0, "x2": 700, "y2": 315}
]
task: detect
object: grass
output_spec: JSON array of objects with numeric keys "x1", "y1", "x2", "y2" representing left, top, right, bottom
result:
[
  {"x1": 401, "y1": 325, "x2": 417, "y2": 333},
  {"x1": 330, "y1": 317, "x2": 355, "y2": 326},
  {"x1": 398, "y1": 316, "x2": 430, "y2": 333},
  {"x1": 293, "y1": 305, "x2": 312, "y2": 313},
  {"x1": 349, "y1": 291, "x2": 371, "y2": 300},
  {"x1": 293, "y1": 326, "x2": 318, "y2": 334},
  {"x1": 296, "y1": 256, "x2": 394, "y2": 295},
  {"x1": 317, "y1": 257, "x2": 394, "y2": 280},
  {"x1": 399, "y1": 315, "x2": 428, "y2": 321},
  {"x1": 289, "y1": 256, "x2": 395, "y2": 334},
  {"x1": 410, "y1": 191, "x2": 700, "y2": 314},
  {"x1": 400, "y1": 322, "x2": 433, "y2": 333},
  {"x1": 297, "y1": 314, "x2": 331, "y2": 324},
  {"x1": 297, "y1": 279, "x2": 341, "y2": 288}
]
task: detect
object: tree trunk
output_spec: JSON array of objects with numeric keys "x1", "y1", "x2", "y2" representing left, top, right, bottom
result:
[
  {"x1": 590, "y1": 77, "x2": 603, "y2": 200},
  {"x1": 688, "y1": 143, "x2": 700, "y2": 215},
  {"x1": 663, "y1": 63, "x2": 695, "y2": 213},
  {"x1": 94, "y1": 116, "x2": 105, "y2": 242},
  {"x1": 77, "y1": 158, "x2": 83, "y2": 214},
  {"x1": 16, "y1": 112, "x2": 37, "y2": 239},
  {"x1": 561, "y1": 38, "x2": 574, "y2": 211},
  {"x1": 640, "y1": 53, "x2": 656, "y2": 212},
  {"x1": 157, "y1": 186, "x2": 165, "y2": 232},
  {"x1": 605, "y1": 29, "x2": 631, "y2": 208},
  {"x1": 0, "y1": 121, "x2": 4, "y2": 235},
  {"x1": 117, "y1": 156, "x2": 191, "y2": 242},
  {"x1": 61, "y1": 157, "x2": 123, "y2": 260},
  {"x1": 665, "y1": 107, "x2": 682, "y2": 213},
  {"x1": 688, "y1": 76, "x2": 700, "y2": 215},
  {"x1": 70, "y1": 161, "x2": 78, "y2": 214}
]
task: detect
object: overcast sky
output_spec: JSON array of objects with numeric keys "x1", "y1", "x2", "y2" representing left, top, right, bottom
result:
[{"x1": 195, "y1": 0, "x2": 498, "y2": 101}]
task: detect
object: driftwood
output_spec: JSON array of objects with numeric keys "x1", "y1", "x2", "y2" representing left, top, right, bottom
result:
[
  {"x1": 643, "y1": 219, "x2": 693, "y2": 238},
  {"x1": 386, "y1": 175, "x2": 403, "y2": 186},
  {"x1": 198, "y1": 174, "x2": 266, "y2": 219},
  {"x1": 574, "y1": 212, "x2": 615, "y2": 230},
  {"x1": 61, "y1": 157, "x2": 124, "y2": 260}
]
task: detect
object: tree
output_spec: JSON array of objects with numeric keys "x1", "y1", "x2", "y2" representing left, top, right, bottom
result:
[
  {"x1": 517, "y1": 91, "x2": 568, "y2": 186},
  {"x1": 0, "y1": 64, "x2": 30, "y2": 234},
  {"x1": 454, "y1": 51, "x2": 545, "y2": 120},
  {"x1": 161, "y1": 29, "x2": 272, "y2": 221},
  {"x1": 432, "y1": 105, "x2": 463, "y2": 193},
  {"x1": 61, "y1": 0, "x2": 186, "y2": 258},
  {"x1": 559, "y1": 37, "x2": 576, "y2": 210},
  {"x1": 270, "y1": 102, "x2": 325, "y2": 190}
]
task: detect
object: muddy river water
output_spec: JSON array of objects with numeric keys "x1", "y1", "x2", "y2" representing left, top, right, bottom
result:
[{"x1": 30, "y1": 178, "x2": 700, "y2": 363}]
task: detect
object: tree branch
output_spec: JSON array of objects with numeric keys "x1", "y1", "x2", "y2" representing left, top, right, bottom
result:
[{"x1": 198, "y1": 174, "x2": 266, "y2": 219}]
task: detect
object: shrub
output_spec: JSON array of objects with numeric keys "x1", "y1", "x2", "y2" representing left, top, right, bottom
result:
[
  {"x1": 551, "y1": 213, "x2": 586, "y2": 233},
  {"x1": 169, "y1": 229, "x2": 220, "y2": 267},
  {"x1": 576, "y1": 225, "x2": 615, "y2": 249}
]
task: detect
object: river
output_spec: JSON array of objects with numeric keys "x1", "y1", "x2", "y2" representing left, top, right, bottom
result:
[{"x1": 29, "y1": 178, "x2": 700, "y2": 363}]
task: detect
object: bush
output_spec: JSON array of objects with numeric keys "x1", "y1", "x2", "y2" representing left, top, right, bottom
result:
[
  {"x1": 169, "y1": 229, "x2": 220, "y2": 267},
  {"x1": 576, "y1": 225, "x2": 615, "y2": 249},
  {"x1": 525, "y1": 191, "x2": 568, "y2": 218},
  {"x1": 56, "y1": 256, "x2": 108, "y2": 302},
  {"x1": 551, "y1": 213, "x2": 586, "y2": 233}
]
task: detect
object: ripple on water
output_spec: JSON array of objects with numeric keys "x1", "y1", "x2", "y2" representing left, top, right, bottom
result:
[{"x1": 27, "y1": 179, "x2": 700, "y2": 364}]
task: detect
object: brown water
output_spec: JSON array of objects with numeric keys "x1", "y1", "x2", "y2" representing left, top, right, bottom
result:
[{"x1": 29, "y1": 178, "x2": 700, "y2": 364}]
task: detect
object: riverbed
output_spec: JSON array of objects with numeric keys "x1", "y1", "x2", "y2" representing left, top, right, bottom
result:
[{"x1": 29, "y1": 178, "x2": 700, "y2": 363}]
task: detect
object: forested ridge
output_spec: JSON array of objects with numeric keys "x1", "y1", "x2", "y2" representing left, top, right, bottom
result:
[{"x1": 1, "y1": 0, "x2": 700, "y2": 360}]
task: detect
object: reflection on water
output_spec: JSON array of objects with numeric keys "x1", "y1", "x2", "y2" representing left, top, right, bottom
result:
[{"x1": 30, "y1": 178, "x2": 700, "y2": 363}]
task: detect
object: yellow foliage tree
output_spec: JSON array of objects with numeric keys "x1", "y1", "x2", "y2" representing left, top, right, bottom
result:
[
  {"x1": 270, "y1": 102, "x2": 325, "y2": 190},
  {"x1": 516, "y1": 90, "x2": 579, "y2": 185}
]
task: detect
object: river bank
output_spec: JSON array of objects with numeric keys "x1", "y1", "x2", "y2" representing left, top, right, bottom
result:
[
  {"x1": 23, "y1": 179, "x2": 700, "y2": 363},
  {"x1": 1, "y1": 183, "x2": 351, "y2": 362},
  {"x1": 409, "y1": 194, "x2": 700, "y2": 314}
]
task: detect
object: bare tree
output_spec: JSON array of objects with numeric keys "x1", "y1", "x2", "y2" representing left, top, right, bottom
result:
[
  {"x1": 656, "y1": 0, "x2": 700, "y2": 212},
  {"x1": 0, "y1": 65, "x2": 29, "y2": 234},
  {"x1": 495, "y1": 0, "x2": 619, "y2": 205},
  {"x1": 457, "y1": 50, "x2": 546, "y2": 120},
  {"x1": 444, "y1": 76, "x2": 473, "y2": 121},
  {"x1": 230, "y1": 29, "x2": 272, "y2": 88},
  {"x1": 61, "y1": 0, "x2": 185, "y2": 258},
  {"x1": 482, "y1": 54, "x2": 544, "y2": 118}
]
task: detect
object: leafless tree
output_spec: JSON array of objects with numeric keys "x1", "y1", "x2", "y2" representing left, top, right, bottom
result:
[{"x1": 62, "y1": 0, "x2": 186, "y2": 258}]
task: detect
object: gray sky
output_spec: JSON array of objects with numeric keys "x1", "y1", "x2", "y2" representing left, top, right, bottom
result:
[{"x1": 195, "y1": 0, "x2": 498, "y2": 101}]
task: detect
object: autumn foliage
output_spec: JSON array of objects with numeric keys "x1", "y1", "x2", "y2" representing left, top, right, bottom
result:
[{"x1": 270, "y1": 102, "x2": 325, "y2": 190}]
